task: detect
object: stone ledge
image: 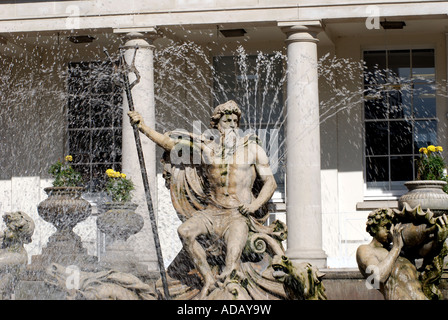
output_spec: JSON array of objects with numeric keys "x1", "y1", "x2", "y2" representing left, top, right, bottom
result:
[
  {"x1": 321, "y1": 268, "x2": 364, "y2": 279},
  {"x1": 356, "y1": 200, "x2": 399, "y2": 210},
  {"x1": 321, "y1": 268, "x2": 383, "y2": 300},
  {"x1": 322, "y1": 268, "x2": 448, "y2": 300}
]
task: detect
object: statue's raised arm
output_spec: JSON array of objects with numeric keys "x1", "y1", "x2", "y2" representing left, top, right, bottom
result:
[{"x1": 128, "y1": 111, "x2": 176, "y2": 151}]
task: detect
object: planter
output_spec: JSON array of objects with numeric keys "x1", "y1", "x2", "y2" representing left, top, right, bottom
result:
[
  {"x1": 32, "y1": 186, "x2": 97, "y2": 270},
  {"x1": 97, "y1": 202, "x2": 146, "y2": 273},
  {"x1": 97, "y1": 202, "x2": 143, "y2": 241},
  {"x1": 398, "y1": 180, "x2": 448, "y2": 216},
  {"x1": 38, "y1": 187, "x2": 91, "y2": 231}
]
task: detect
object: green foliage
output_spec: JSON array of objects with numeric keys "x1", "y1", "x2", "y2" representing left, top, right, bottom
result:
[
  {"x1": 416, "y1": 146, "x2": 448, "y2": 192},
  {"x1": 417, "y1": 154, "x2": 445, "y2": 180},
  {"x1": 48, "y1": 155, "x2": 83, "y2": 187},
  {"x1": 105, "y1": 169, "x2": 135, "y2": 203}
]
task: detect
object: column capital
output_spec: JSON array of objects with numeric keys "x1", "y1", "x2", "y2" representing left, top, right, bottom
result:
[
  {"x1": 113, "y1": 27, "x2": 160, "y2": 48},
  {"x1": 279, "y1": 20, "x2": 324, "y2": 43}
]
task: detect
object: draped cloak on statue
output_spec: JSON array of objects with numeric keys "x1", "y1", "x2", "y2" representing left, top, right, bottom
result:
[{"x1": 155, "y1": 130, "x2": 288, "y2": 300}]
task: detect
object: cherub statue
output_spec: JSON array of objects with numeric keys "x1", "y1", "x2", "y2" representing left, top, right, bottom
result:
[
  {"x1": 357, "y1": 205, "x2": 448, "y2": 300},
  {"x1": 0, "y1": 211, "x2": 35, "y2": 299}
]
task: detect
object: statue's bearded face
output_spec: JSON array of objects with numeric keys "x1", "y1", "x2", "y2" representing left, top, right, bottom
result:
[{"x1": 218, "y1": 114, "x2": 239, "y2": 149}]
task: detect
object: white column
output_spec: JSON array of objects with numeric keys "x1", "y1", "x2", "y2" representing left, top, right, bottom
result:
[
  {"x1": 119, "y1": 29, "x2": 159, "y2": 272},
  {"x1": 280, "y1": 21, "x2": 327, "y2": 268}
]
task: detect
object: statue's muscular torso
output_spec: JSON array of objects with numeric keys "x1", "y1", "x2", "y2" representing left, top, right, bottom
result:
[{"x1": 202, "y1": 138, "x2": 258, "y2": 209}]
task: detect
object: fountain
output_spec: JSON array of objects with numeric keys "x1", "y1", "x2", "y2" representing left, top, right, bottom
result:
[{"x1": 1, "y1": 33, "x2": 447, "y2": 301}]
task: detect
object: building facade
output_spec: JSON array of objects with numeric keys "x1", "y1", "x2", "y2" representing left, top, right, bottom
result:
[{"x1": 0, "y1": 0, "x2": 447, "y2": 274}]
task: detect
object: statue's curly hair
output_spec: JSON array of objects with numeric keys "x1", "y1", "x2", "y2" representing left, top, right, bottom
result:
[
  {"x1": 3, "y1": 211, "x2": 35, "y2": 244},
  {"x1": 366, "y1": 208, "x2": 395, "y2": 237},
  {"x1": 210, "y1": 100, "x2": 242, "y2": 129}
]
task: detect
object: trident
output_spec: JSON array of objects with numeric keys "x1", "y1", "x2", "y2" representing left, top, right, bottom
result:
[{"x1": 104, "y1": 46, "x2": 171, "y2": 300}]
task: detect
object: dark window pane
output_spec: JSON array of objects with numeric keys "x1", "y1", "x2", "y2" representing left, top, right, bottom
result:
[
  {"x1": 68, "y1": 97, "x2": 90, "y2": 129},
  {"x1": 390, "y1": 156, "x2": 413, "y2": 181},
  {"x1": 390, "y1": 121, "x2": 412, "y2": 155},
  {"x1": 412, "y1": 49, "x2": 435, "y2": 80},
  {"x1": 366, "y1": 156, "x2": 389, "y2": 182},
  {"x1": 365, "y1": 122, "x2": 388, "y2": 155},
  {"x1": 413, "y1": 83, "x2": 436, "y2": 118},
  {"x1": 91, "y1": 63, "x2": 113, "y2": 94},
  {"x1": 71, "y1": 153, "x2": 90, "y2": 164},
  {"x1": 364, "y1": 50, "x2": 387, "y2": 84},
  {"x1": 91, "y1": 95, "x2": 114, "y2": 128},
  {"x1": 68, "y1": 130, "x2": 90, "y2": 154},
  {"x1": 388, "y1": 50, "x2": 411, "y2": 81},
  {"x1": 112, "y1": 93, "x2": 123, "y2": 128},
  {"x1": 414, "y1": 120, "x2": 437, "y2": 150},
  {"x1": 213, "y1": 56, "x2": 238, "y2": 90},
  {"x1": 91, "y1": 129, "x2": 116, "y2": 163},
  {"x1": 388, "y1": 89, "x2": 411, "y2": 119},
  {"x1": 364, "y1": 88, "x2": 387, "y2": 119}
]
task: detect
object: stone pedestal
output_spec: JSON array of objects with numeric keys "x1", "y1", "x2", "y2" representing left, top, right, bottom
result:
[
  {"x1": 280, "y1": 21, "x2": 327, "y2": 268},
  {"x1": 30, "y1": 230, "x2": 97, "y2": 272},
  {"x1": 97, "y1": 202, "x2": 149, "y2": 276},
  {"x1": 30, "y1": 187, "x2": 98, "y2": 274}
]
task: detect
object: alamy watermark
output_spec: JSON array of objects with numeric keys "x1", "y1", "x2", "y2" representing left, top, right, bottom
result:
[
  {"x1": 365, "y1": 5, "x2": 381, "y2": 30},
  {"x1": 65, "y1": 265, "x2": 81, "y2": 290},
  {"x1": 365, "y1": 265, "x2": 380, "y2": 290}
]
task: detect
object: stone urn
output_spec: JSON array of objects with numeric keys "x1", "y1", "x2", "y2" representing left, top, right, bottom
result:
[
  {"x1": 33, "y1": 186, "x2": 97, "y2": 270},
  {"x1": 97, "y1": 202, "x2": 145, "y2": 272},
  {"x1": 398, "y1": 180, "x2": 448, "y2": 216}
]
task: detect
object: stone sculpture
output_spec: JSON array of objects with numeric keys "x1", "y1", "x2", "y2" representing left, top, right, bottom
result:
[
  {"x1": 0, "y1": 211, "x2": 35, "y2": 299},
  {"x1": 272, "y1": 255, "x2": 326, "y2": 300},
  {"x1": 129, "y1": 100, "x2": 325, "y2": 300},
  {"x1": 356, "y1": 204, "x2": 448, "y2": 300},
  {"x1": 45, "y1": 263, "x2": 157, "y2": 300}
]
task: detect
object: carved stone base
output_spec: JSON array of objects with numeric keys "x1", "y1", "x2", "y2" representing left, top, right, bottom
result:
[
  {"x1": 14, "y1": 280, "x2": 66, "y2": 300},
  {"x1": 99, "y1": 239, "x2": 149, "y2": 276},
  {"x1": 29, "y1": 230, "x2": 98, "y2": 273}
]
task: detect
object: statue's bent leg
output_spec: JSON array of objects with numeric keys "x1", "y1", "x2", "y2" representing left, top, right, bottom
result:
[
  {"x1": 177, "y1": 215, "x2": 216, "y2": 298},
  {"x1": 219, "y1": 215, "x2": 249, "y2": 281}
]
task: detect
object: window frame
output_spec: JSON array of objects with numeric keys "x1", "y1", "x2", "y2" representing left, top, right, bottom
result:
[
  {"x1": 362, "y1": 46, "x2": 438, "y2": 200},
  {"x1": 65, "y1": 61, "x2": 123, "y2": 193}
]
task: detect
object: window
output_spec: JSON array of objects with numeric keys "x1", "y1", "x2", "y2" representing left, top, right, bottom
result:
[
  {"x1": 67, "y1": 61, "x2": 123, "y2": 192},
  {"x1": 213, "y1": 55, "x2": 286, "y2": 200},
  {"x1": 363, "y1": 49, "x2": 436, "y2": 197}
]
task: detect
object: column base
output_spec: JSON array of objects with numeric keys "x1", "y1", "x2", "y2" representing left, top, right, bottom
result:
[{"x1": 285, "y1": 248, "x2": 327, "y2": 268}]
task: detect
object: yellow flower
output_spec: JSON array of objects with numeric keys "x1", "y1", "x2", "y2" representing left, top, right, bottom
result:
[
  {"x1": 419, "y1": 147, "x2": 428, "y2": 155},
  {"x1": 65, "y1": 155, "x2": 73, "y2": 162},
  {"x1": 106, "y1": 169, "x2": 128, "y2": 179},
  {"x1": 106, "y1": 169, "x2": 116, "y2": 177},
  {"x1": 436, "y1": 146, "x2": 444, "y2": 152},
  {"x1": 428, "y1": 145, "x2": 436, "y2": 152}
]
